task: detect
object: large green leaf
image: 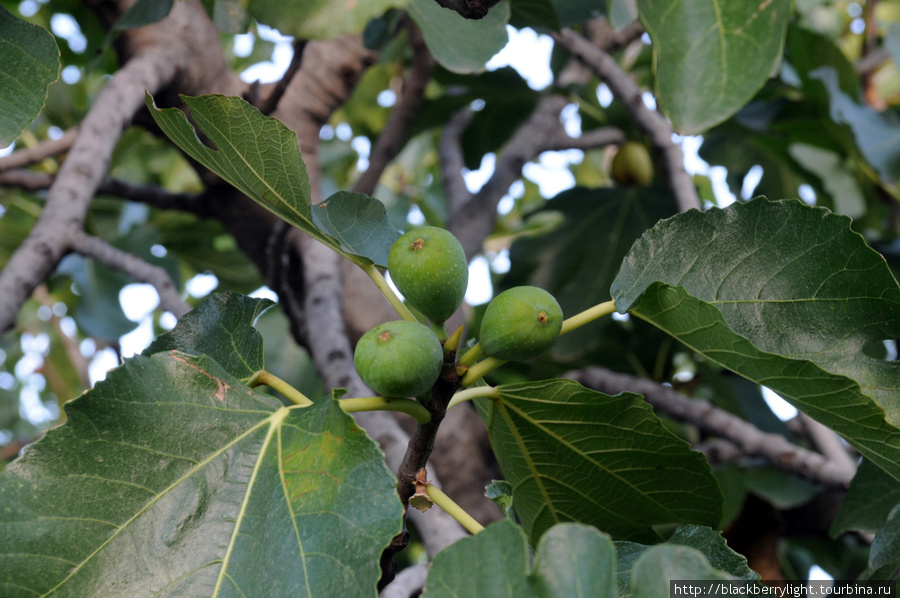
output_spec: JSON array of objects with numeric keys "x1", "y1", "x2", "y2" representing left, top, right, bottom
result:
[
  {"x1": 248, "y1": 0, "x2": 410, "y2": 39},
  {"x1": 408, "y1": 0, "x2": 510, "y2": 74},
  {"x1": 475, "y1": 379, "x2": 722, "y2": 543},
  {"x1": 423, "y1": 520, "x2": 617, "y2": 598},
  {"x1": 144, "y1": 291, "x2": 273, "y2": 381},
  {"x1": 0, "y1": 6, "x2": 59, "y2": 147},
  {"x1": 611, "y1": 198, "x2": 900, "y2": 480},
  {"x1": 146, "y1": 93, "x2": 398, "y2": 267},
  {"x1": 0, "y1": 351, "x2": 402, "y2": 597},
  {"x1": 831, "y1": 459, "x2": 900, "y2": 536},
  {"x1": 637, "y1": 0, "x2": 791, "y2": 134}
]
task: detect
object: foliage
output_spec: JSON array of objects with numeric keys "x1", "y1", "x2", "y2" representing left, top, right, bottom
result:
[{"x1": 1, "y1": 0, "x2": 900, "y2": 595}]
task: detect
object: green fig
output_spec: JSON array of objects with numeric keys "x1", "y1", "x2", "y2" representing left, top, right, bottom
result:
[
  {"x1": 479, "y1": 286, "x2": 563, "y2": 361},
  {"x1": 388, "y1": 226, "x2": 468, "y2": 324},
  {"x1": 354, "y1": 320, "x2": 443, "y2": 397},
  {"x1": 611, "y1": 141, "x2": 654, "y2": 186}
]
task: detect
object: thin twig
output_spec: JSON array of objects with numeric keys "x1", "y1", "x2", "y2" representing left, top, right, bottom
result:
[
  {"x1": 353, "y1": 20, "x2": 434, "y2": 196},
  {"x1": 69, "y1": 230, "x2": 190, "y2": 318},
  {"x1": 0, "y1": 169, "x2": 209, "y2": 215},
  {"x1": 552, "y1": 27, "x2": 701, "y2": 212},
  {"x1": 0, "y1": 128, "x2": 78, "y2": 172},
  {"x1": 257, "y1": 40, "x2": 307, "y2": 115},
  {"x1": 568, "y1": 366, "x2": 856, "y2": 488}
]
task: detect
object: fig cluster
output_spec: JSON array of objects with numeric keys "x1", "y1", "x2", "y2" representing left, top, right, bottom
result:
[{"x1": 354, "y1": 227, "x2": 564, "y2": 397}]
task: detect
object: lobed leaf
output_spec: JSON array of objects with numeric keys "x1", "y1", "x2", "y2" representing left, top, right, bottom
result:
[
  {"x1": 475, "y1": 379, "x2": 722, "y2": 543},
  {"x1": 0, "y1": 351, "x2": 401, "y2": 597},
  {"x1": 638, "y1": 0, "x2": 791, "y2": 134},
  {"x1": 612, "y1": 198, "x2": 900, "y2": 481}
]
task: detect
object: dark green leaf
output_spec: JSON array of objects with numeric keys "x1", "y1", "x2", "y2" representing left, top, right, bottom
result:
[
  {"x1": 742, "y1": 467, "x2": 822, "y2": 510},
  {"x1": 614, "y1": 525, "x2": 757, "y2": 597},
  {"x1": 611, "y1": 198, "x2": 900, "y2": 481},
  {"x1": 56, "y1": 254, "x2": 139, "y2": 342},
  {"x1": 475, "y1": 379, "x2": 722, "y2": 543},
  {"x1": 408, "y1": 0, "x2": 510, "y2": 74},
  {"x1": 200, "y1": 0, "x2": 250, "y2": 33},
  {"x1": 867, "y1": 508, "x2": 900, "y2": 579},
  {"x1": 811, "y1": 67, "x2": 900, "y2": 183},
  {"x1": 311, "y1": 191, "x2": 402, "y2": 268},
  {"x1": 531, "y1": 523, "x2": 617, "y2": 598},
  {"x1": 0, "y1": 351, "x2": 402, "y2": 597},
  {"x1": 832, "y1": 459, "x2": 900, "y2": 536},
  {"x1": 423, "y1": 520, "x2": 617, "y2": 598},
  {"x1": 638, "y1": 0, "x2": 791, "y2": 134},
  {"x1": 144, "y1": 291, "x2": 273, "y2": 381},
  {"x1": 509, "y1": 0, "x2": 560, "y2": 31},
  {"x1": 247, "y1": 0, "x2": 411, "y2": 39},
  {"x1": 424, "y1": 520, "x2": 533, "y2": 598},
  {"x1": 0, "y1": 5, "x2": 59, "y2": 146},
  {"x1": 631, "y1": 546, "x2": 732, "y2": 598},
  {"x1": 550, "y1": 0, "x2": 605, "y2": 27}
]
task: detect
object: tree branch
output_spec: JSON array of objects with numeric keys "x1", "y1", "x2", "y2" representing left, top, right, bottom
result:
[
  {"x1": 256, "y1": 40, "x2": 307, "y2": 115},
  {"x1": 551, "y1": 28, "x2": 701, "y2": 212},
  {"x1": 447, "y1": 94, "x2": 625, "y2": 259},
  {"x1": 0, "y1": 169, "x2": 209, "y2": 215},
  {"x1": 0, "y1": 128, "x2": 78, "y2": 172},
  {"x1": 0, "y1": 45, "x2": 182, "y2": 334},
  {"x1": 69, "y1": 230, "x2": 190, "y2": 318},
  {"x1": 568, "y1": 366, "x2": 856, "y2": 488},
  {"x1": 380, "y1": 563, "x2": 428, "y2": 598},
  {"x1": 353, "y1": 21, "x2": 434, "y2": 196}
]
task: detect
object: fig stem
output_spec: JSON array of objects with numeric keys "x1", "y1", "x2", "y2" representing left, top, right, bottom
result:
[
  {"x1": 560, "y1": 299, "x2": 617, "y2": 335},
  {"x1": 447, "y1": 385, "x2": 498, "y2": 411},
  {"x1": 458, "y1": 343, "x2": 486, "y2": 367},
  {"x1": 362, "y1": 263, "x2": 418, "y2": 322},
  {"x1": 339, "y1": 396, "x2": 432, "y2": 424},
  {"x1": 460, "y1": 357, "x2": 506, "y2": 387},
  {"x1": 425, "y1": 483, "x2": 485, "y2": 535},
  {"x1": 443, "y1": 324, "x2": 465, "y2": 353},
  {"x1": 431, "y1": 320, "x2": 448, "y2": 342},
  {"x1": 251, "y1": 370, "x2": 313, "y2": 406}
]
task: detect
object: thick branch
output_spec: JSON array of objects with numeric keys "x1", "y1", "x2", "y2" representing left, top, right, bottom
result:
[
  {"x1": 552, "y1": 28, "x2": 701, "y2": 212},
  {"x1": 0, "y1": 128, "x2": 78, "y2": 171},
  {"x1": 69, "y1": 231, "x2": 190, "y2": 318},
  {"x1": 353, "y1": 22, "x2": 434, "y2": 196},
  {"x1": 568, "y1": 366, "x2": 856, "y2": 488},
  {"x1": 0, "y1": 45, "x2": 181, "y2": 334}
]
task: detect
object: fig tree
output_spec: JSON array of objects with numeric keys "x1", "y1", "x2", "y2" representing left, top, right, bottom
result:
[
  {"x1": 479, "y1": 286, "x2": 563, "y2": 361},
  {"x1": 388, "y1": 226, "x2": 468, "y2": 324},
  {"x1": 611, "y1": 141, "x2": 654, "y2": 186},
  {"x1": 354, "y1": 320, "x2": 444, "y2": 397}
]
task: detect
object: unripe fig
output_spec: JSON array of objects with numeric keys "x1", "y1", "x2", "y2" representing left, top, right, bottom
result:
[
  {"x1": 388, "y1": 226, "x2": 468, "y2": 324},
  {"x1": 354, "y1": 320, "x2": 443, "y2": 397},
  {"x1": 611, "y1": 141, "x2": 654, "y2": 186},
  {"x1": 479, "y1": 286, "x2": 563, "y2": 361}
]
